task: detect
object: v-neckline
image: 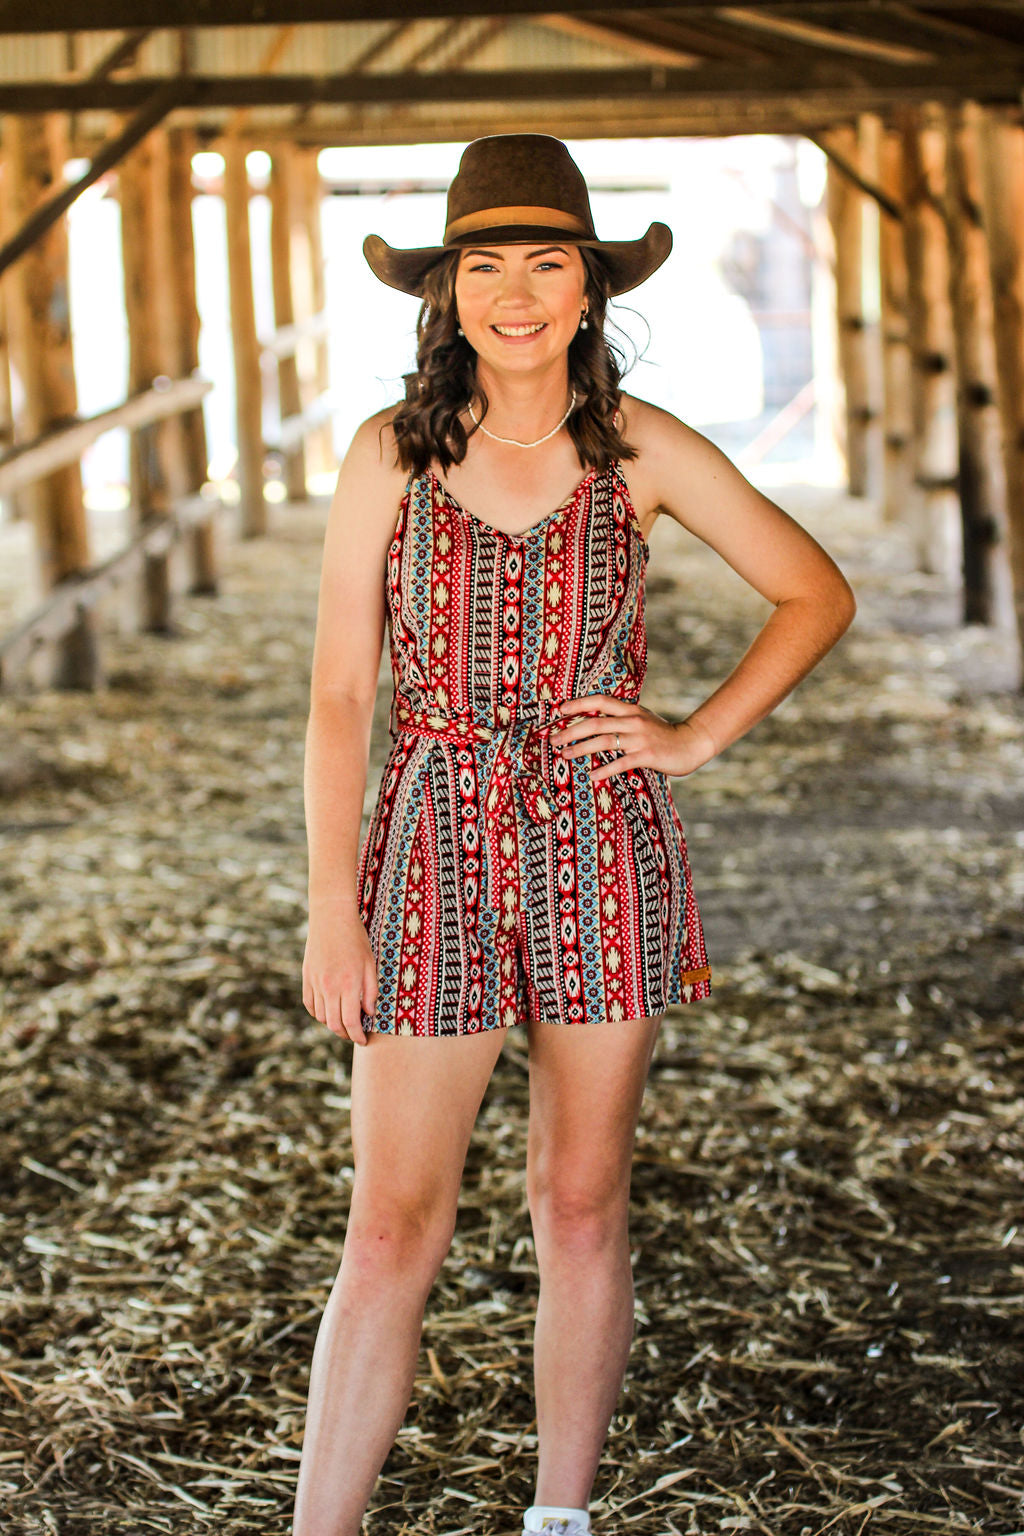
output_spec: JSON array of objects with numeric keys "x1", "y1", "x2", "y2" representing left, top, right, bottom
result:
[{"x1": 427, "y1": 465, "x2": 601, "y2": 542}]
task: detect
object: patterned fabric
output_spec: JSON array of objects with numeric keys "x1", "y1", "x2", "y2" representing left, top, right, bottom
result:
[{"x1": 356, "y1": 459, "x2": 712, "y2": 1037}]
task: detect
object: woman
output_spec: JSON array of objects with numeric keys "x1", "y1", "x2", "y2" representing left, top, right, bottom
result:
[{"x1": 296, "y1": 134, "x2": 855, "y2": 1536}]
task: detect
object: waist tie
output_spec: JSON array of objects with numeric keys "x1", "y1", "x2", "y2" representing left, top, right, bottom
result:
[{"x1": 393, "y1": 698, "x2": 562, "y2": 825}]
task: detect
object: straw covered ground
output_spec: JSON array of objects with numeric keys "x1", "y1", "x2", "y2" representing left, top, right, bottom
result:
[{"x1": 1, "y1": 479, "x2": 1022, "y2": 1536}]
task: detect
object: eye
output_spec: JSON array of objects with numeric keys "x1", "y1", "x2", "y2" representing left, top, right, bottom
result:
[
  {"x1": 534, "y1": 260, "x2": 564, "y2": 271},
  {"x1": 467, "y1": 261, "x2": 499, "y2": 272}
]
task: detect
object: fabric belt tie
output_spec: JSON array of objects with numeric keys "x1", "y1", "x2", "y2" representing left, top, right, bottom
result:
[{"x1": 393, "y1": 699, "x2": 564, "y2": 825}]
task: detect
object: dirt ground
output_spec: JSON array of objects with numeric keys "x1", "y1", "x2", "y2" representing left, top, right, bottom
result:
[{"x1": 1, "y1": 478, "x2": 1022, "y2": 1536}]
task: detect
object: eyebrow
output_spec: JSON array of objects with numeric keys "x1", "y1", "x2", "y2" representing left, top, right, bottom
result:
[{"x1": 462, "y1": 245, "x2": 570, "y2": 260}]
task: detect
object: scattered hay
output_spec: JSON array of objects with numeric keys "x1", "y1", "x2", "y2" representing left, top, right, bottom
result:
[{"x1": 1, "y1": 489, "x2": 1022, "y2": 1535}]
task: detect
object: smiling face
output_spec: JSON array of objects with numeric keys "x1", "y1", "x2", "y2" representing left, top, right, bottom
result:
[{"x1": 453, "y1": 242, "x2": 588, "y2": 375}]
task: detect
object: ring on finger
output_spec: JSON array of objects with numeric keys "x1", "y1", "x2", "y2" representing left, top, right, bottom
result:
[{"x1": 615, "y1": 731, "x2": 621, "y2": 752}]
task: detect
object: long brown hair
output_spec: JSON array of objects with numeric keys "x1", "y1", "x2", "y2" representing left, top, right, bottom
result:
[{"x1": 389, "y1": 247, "x2": 637, "y2": 476}]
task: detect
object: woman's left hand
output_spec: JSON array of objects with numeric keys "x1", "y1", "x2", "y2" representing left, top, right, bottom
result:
[{"x1": 549, "y1": 694, "x2": 716, "y2": 784}]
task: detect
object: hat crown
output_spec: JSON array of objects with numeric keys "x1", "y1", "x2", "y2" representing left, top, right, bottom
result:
[{"x1": 444, "y1": 134, "x2": 597, "y2": 244}]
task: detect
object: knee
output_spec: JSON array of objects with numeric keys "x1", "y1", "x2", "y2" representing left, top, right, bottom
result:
[
  {"x1": 527, "y1": 1170, "x2": 629, "y2": 1252},
  {"x1": 341, "y1": 1185, "x2": 456, "y2": 1286}
]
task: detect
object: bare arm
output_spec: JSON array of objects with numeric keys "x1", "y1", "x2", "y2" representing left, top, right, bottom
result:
[
  {"x1": 552, "y1": 398, "x2": 856, "y2": 780},
  {"x1": 624, "y1": 396, "x2": 856, "y2": 762},
  {"x1": 302, "y1": 408, "x2": 406, "y2": 1041}
]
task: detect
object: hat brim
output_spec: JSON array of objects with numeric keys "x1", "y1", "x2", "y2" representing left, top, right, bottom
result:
[{"x1": 363, "y1": 222, "x2": 672, "y2": 298}]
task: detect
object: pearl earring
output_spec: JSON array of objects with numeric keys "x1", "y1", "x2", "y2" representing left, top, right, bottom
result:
[
  {"x1": 579, "y1": 310, "x2": 589, "y2": 331},
  {"x1": 457, "y1": 324, "x2": 464, "y2": 336}
]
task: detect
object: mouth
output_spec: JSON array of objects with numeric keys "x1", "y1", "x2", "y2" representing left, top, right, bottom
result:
[{"x1": 490, "y1": 322, "x2": 547, "y2": 338}]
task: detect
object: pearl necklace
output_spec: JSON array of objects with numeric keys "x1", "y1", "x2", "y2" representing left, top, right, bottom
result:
[{"x1": 467, "y1": 388, "x2": 577, "y2": 449}]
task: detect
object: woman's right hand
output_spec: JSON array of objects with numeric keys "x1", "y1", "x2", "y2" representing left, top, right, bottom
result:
[{"x1": 302, "y1": 901, "x2": 379, "y2": 1046}]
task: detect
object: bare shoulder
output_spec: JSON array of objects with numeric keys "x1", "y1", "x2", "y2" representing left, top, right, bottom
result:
[
  {"x1": 615, "y1": 393, "x2": 716, "y2": 520},
  {"x1": 617, "y1": 393, "x2": 856, "y2": 618},
  {"x1": 337, "y1": 403, "x2": 408, "y2": 508},
  {"x1": 310, "y1": 404, "x2": 408, "y2": 701}
]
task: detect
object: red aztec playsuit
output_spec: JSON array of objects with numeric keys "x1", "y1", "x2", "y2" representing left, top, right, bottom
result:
[{"x1": 356, "y1": 459, "x2": 712, "y2": 1037}]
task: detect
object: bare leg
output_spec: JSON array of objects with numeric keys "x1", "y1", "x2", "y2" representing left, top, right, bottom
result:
[
  {"x1": 524, "y1": 1014, "x2": 664, "y2": 1512},
  {"x1": 292, "y1": 1025, "x2": 508, "y2": 1536}
]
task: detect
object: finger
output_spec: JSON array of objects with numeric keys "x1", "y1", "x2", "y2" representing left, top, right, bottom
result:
[
  {"x1": 551, "y1": 703, "x2": 642, "y2": 745},
  {"x1": 362, "y1": 960, "x2": 379, "y2": 1024},
  {"x1": 302, "y1": 979, "x2": 315, "y2": 1016},
  {"x1": 556, "y1": 726, "x2": 629, "y2": 757},
  {"x1": 324, "y1": 983, "x2": 345, "y2": 1038},
  {"x1": 591, "y1": 752, "x2": 639, "y2": 784},
  {"x1": 313, "y1": 987, "x2": 327, "y2": 1026},
  {"x1": 342, "y1": 984, "x2": 369, "y2": 1047},
  {"x1": 557, "y1": 694, "x2": 632, "y2": 716}
]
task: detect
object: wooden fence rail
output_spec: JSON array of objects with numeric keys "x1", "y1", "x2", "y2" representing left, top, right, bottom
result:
[{"x1": 0, "y1": 377, "x2": 220, "y2": 691}]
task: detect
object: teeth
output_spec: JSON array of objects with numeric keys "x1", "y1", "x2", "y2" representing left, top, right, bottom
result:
[{"x1": 493, "y1": 323, "x2": 546, "y2": 336}]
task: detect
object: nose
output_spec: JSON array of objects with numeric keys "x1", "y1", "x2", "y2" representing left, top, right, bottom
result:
[{"x1": 495, "y1": 267, "x2": 534, "y2": 306}]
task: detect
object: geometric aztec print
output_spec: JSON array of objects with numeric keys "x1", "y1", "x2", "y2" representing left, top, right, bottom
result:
[{"x1": 355, "y1": 458, "x2": 712, "y2": 1036}]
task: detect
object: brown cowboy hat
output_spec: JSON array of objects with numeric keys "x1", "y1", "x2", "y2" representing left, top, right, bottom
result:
[{"x1": 363, "y1": 133, "x2": 672, "y2": 298}]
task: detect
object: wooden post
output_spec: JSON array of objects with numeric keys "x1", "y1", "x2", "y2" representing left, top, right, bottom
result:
[
  {"x1": 223, "y1": 132, "x2": 266, "y2": 536},
  {"x1": 855, "y1": 114, "x2": 886, "y2": 503},
  {"x1": 979, "y1": 108, "x2": 1024, "y2": 684},
  {"x1": 898, "y1": 103, "x2": 961, "y2": 579},
  {"x1": 295, "y1": 147, "x2": 332, "y2": 481},
  {"x1": 1, "y1": 114, "x2": 96, "y2": 688},
  {"x1": 826, "y1": 123, "x2": 884, "y2": 500},
  {"x1": 944, "y1": 101, "x2": 1014, "y2": 630},
  {"x1": 167, "y1": 126, "x2": 218, "y2": 593},
  {"x1": 0, "y1": 231, "x2": 17, "y2": 516},
  {"x1": 878, "y1": 127, "x2": 914, "y2": 525},
  {"x1": 119, "y1": 133, "x2": 174, "y2": 632},
  {"x1": 269, "y1": 142, "x2": 307, "y2": 502}
]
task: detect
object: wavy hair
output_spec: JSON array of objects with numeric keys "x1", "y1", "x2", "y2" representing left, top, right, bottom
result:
[{"x1": 389, "y1": 247, "x2": 637, "y2": 476}]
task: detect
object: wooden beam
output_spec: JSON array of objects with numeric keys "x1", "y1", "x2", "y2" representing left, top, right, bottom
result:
[
  {"x1": 86, "y1": 28, "x2": 153, "y2": 80},
  {"x1": 979, "y1": 107, "x2": 1024, "y2": 684},
  {"x1": 809, "y1": 130, "x2": 903, "y2": 220},
  {"x1": 878, "y1": 126, "x2": 915, "y2": 526},
  {"x1": 2, "y1": 59, "x2": 1023, "y2": 114},
  {"x1": 120, "y1": 131, "x2": 183, "y2": 631},
  {"x1": 260, "y1": 310, "x2": 329, "y2": 362},
  {"x1": 1, "y1": 114, "x2": 94, "y2": 686},
  {"x1": 167, "y1": 127, "x2": 217, "y2": 594},
  {"x1": 9, "y1": 0, "x2": 1024, "y2": 26},
  {"x1": 222, "y1": 132, "x2": 266, "y2": 536},
  {"x1": 269, "y1": 143, "x2": 306, "y2": 502},
  {"x1": 825, "y1": 122, "x2": 885, "y2": 500},
  {"x1": 883, "y1": 3, "x2": 1024, "y2": 55},
  {"x1": 899, "y1": 102, "x2": 961, "y2": 579},
  {"x1": 943, "y1": 100, "x2": 1014, "y2": 630},
  {"x1": 0, "y1": 82, "x2": 182, "y2": 279},
  {"x1": 0, "y1": 375, "x2": 211, "y2": 496},
  {"x1": 716, "y1": 7, "x2": 936, "y2": 64},
  {"x1": 0, "y1": 246, "x2": 14, "y2": 472},
  {"x1": 292, "y1": 147, "x2": 331, "y2": 480},
  {"x1": 538, "y1": 14, "x2": 699, "y2": 67},
  {"x1": 0, "y1": 493, "x2": 221, "y2": 691}
]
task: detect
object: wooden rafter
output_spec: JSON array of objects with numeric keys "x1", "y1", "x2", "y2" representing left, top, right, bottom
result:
[
  {"x1": 402, "y1": 16, "x2": 471, "y2": 72},
  {"x1": 439, "y1": 16, "x2": 509, "y2": 71},
  {"x1": 812, "y1": 128, "x2": 903, "y2": 219},
  {"x1": 83, "y1": 28, "x2": 153, "y2": 79},
  {"x1": 2, "y1": 58, "x2": 1022, "y2": 115},
  {"x1": 590, "y1": 13, "x2": 777, "y2": 62},
  {"x1": 830, "y1": 3, "x2": 1024, "y2": 54},
  {"x1": 3, "y1": 0, "x2": 1024, "y2": 26},
  {"x1": 0, "y1": 80, "x2": 184, "y2": 277},
  {"x1": 538, "y1": 14, "x2": 700, "y2": 67},
  {"x1": 716, "y1": 6, "x2": 937, "y2": 63}
]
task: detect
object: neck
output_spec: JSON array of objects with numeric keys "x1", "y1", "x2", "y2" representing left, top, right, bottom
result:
[{"x1": 472, "y1": 361, "x2": 572, "y2": 434}]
